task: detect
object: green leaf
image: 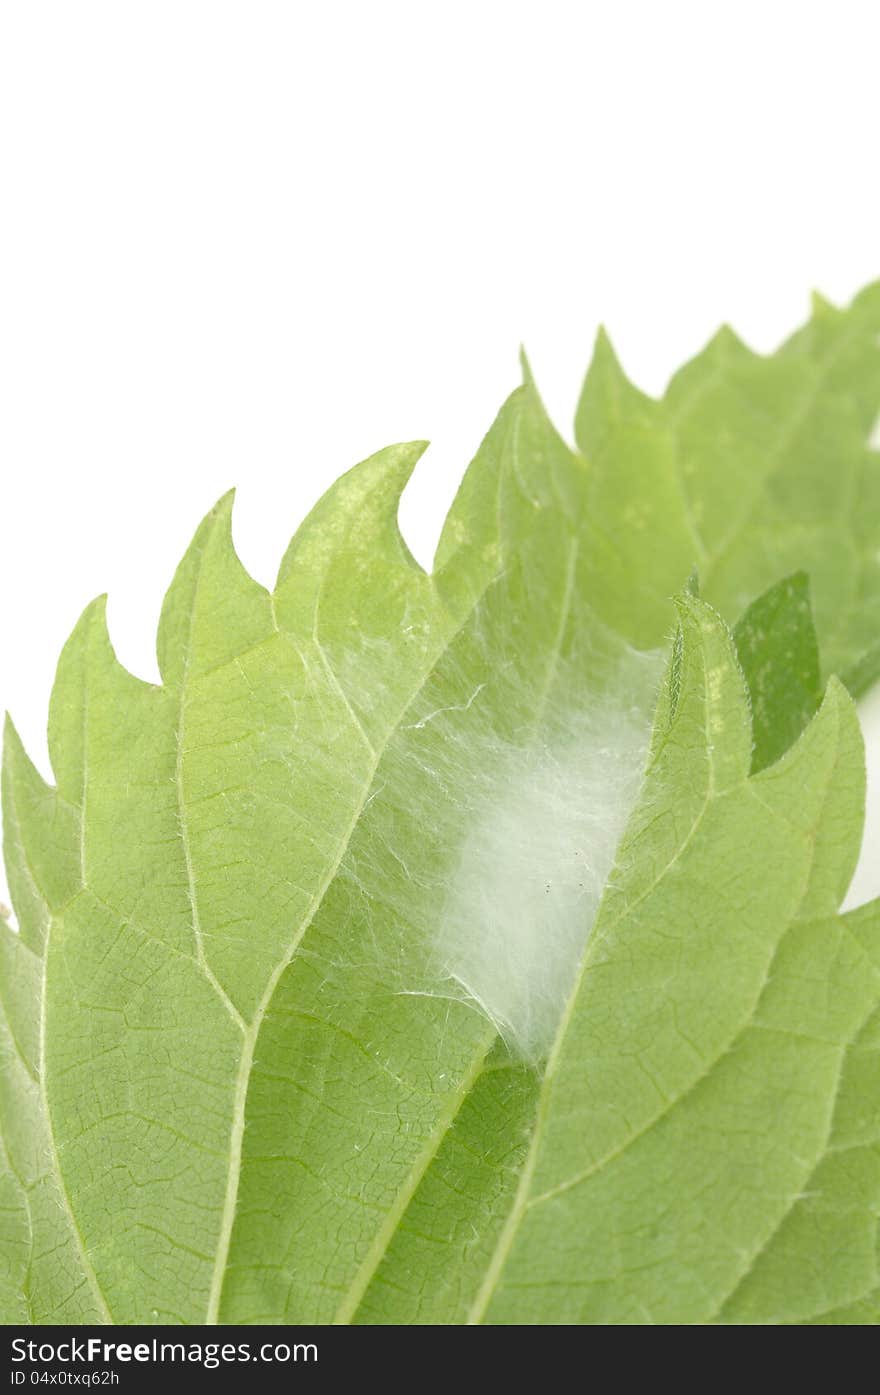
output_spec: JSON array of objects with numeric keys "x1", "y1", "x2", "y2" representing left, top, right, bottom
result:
[
  {"x1": 1, "y1": 719, "x2": 109, "y2": 1323},
  {"x1": 733, "y1": 571, "x2": 822, "y2": 773},
  {"x1": 346, "y1": 596, "x2": 874, "y2": 1325},
  {"x1": 575, "y1": 285, "x2": 880, "y2": 688},
  {"x1": 1, "y1": 390, "x2": 597, "y2": 1325},
  {"x1": 3, "y1": 286, "x2": 880, "y2": 1326},
  {"x1": 470, "y1": 600, "x2": 872, "y2": 1324}
]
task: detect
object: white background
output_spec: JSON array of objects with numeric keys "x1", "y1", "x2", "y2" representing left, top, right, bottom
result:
[{"x1": 1, "y1": 1, "x2": 878, "y2": 905}]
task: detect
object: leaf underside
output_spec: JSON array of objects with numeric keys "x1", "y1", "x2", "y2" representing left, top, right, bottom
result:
[{"x1": 3, "y1": 286, "x2": 880, "y2": 1325}]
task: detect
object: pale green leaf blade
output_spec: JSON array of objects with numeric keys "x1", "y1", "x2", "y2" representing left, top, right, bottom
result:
[
  {"x1": 575, "y1": 287, "x2": 880, "y2": 684},
  {"x1": 472, "y1": 603, "x2": 869, "y2": 1324},
  {"x1": 0, "y1": 722, "x2": 108, "y2": 1324},
  {"x1": 218, "y1": 522, "x2": 662, "y2": 1321},
  {"x1": 733, "y1": 571, "x2": 822, "y2": 772},
  {"x1": 4, "y1": 286, "x2": 880, "y2": 1329},
  {"x1": 3, "y1": 383, "x2": 589, "y2": 1325},
  {"x1": 715, "y1": 899, "x2": 880, "y2": 1324}
]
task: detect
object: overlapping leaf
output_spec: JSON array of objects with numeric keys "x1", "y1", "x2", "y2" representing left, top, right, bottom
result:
[{"x1": 3, "y1": 287, "x2": 880, "y2": 1325}]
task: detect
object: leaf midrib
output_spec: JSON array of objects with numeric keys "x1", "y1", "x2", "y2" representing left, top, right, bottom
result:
[{"x1": 332, "y1": 1028, "x2": 497, "y2": 1324}]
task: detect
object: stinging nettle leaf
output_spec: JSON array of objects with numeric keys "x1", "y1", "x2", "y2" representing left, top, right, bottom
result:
[
  {"x1": 733, "y1": 571, "x2": 823, "y2": 773},
  {"x1": 3, "y1": 285, "x2": 880, "y2": 1326},
  {"x1": 471, "y1": 600, "x2": 871, "y2": 1323},
  {"x1": 575, "y1": 284, "x2": 880, "y2": 688}
]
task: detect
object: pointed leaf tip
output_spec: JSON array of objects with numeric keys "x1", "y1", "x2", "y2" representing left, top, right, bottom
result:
[
  {"x1": 710, "y1": 322, "x2": 750, "y2": 355},
  {"x1": 62, "y1": 594, "x2": 112, "y2": 656},
  {"x1": 668, "y1": 590, "x2": 753, "y2": 785},
  {"x1": 589, "y1": 325, "x2": 626, "y2": 380},
  {"x1": 157, "y1": 487, "x2": 273, "y2": 686},
  {"x1": 576, "y1": 324, "x2": 661, "y2": 454},
  {"x1": 594, "y1": 323, "x2": 615, "y2": 354},
  {"x1": 207, "y1": 487, "x2": 236, "y2": 527},
  {"x1": 275, "y1": 440, "x2": 429, "y2": 595},
  {"x1": 2, "y1": 713, "x2": 50, "y2": 799},
  {"x1": 48, "y1": 593, "x2": 153, "y2": 802},
  {"x1": 1, "y1": 712, "x2": 30, "y2": 780},
  {"x1": 590, "y1": 325, "x2": 641, "y2": 382},
  {"x1": 811, "y1": 288, "x2": 837, "y2": 317}
]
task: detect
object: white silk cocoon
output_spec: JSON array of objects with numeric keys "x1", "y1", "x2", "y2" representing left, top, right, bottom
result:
[{"x1": 433, "y1": 699, "x2": 655, "y2": 1060}]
